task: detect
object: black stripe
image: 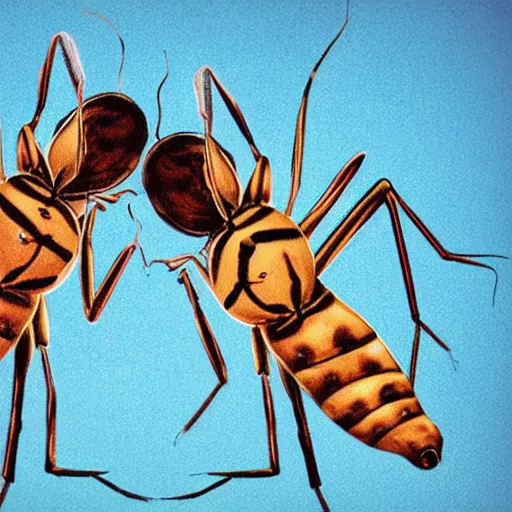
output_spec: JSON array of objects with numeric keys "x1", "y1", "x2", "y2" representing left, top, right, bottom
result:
[
  {"x1": 314, "y1": 369, "x2": 402, "y2": 405},
  {"x1": 336, "y1": 388, "x2": 416, "y2": 431},
  {"x1": 368, "y1": 411, "x2": 425, "y2": 446},
  {"x1": 341, "y1": 331, "x2": 378, "y2": 355},
  {"x1": 283, "y1": 253, "x2": 302, "y2": 313},
  {"x1": 10, "y1": 276, "x2": 59, "y2": 291},
  {"x1": 2, "y1": 244, "x2": 43, "y2": 284},
  {"x1": 238, "y1": 240, "x2": 256, "y2": 280},
  {"x1": 0, "y1": 193, "x2": 73, "y2": 262},
  {"x1": 297, "y1": 331, "x2": 378, "y2": 372},
  {"x1": 211, "y1": 227, "x2": 231, "y2": 283},
  {"x1": 267, "y1": 282, "x2": 333, "y2": 339},
  {"x1": 10, "y1": 176, "x2": 53, "y2": 205},
  {"x1": 56, "y1": 200, "x2": 79, "y2": 234},
  {"x1": 223, "y1": 281, "x2": 292, "y2": 315},
  {"x1": 235, "y1": 206, "x2": 273, "y2": 230},
  {"x1": 223, "y1": 238, "x2": 293, "y2": 315},
  {"x1": 10, "y1": 177, "x2": 78, "y2": 235},
  {"x1": 224, "y1": 282, "x2": 244, "y2": 310},
  {"x1": 250, "y1": 228, "x2": 301, "y2": 244},
  {"x1": 243, "y1": 287, "x2": 292, "y2": 314},
  {"x1": 212, "y1": 207, "x2": 275, "y2": 283},
  {"x1": 0, "y1": 288, "x2": 32, "y2": 307},
  {"x1": 0, "y1": 193, "x2": 44, "y2": 239}
]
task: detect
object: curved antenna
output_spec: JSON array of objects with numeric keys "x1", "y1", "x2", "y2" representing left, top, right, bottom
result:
[
  {"x1": 0, "y1": 120, "x2": 5, "y2": 182},
  {"x1": 83, "y1": 11, "x2": 125, "y2": 92},
  {"x1": 285, "y1": 0, "x2": 350, "y2": 216},
  {"x1": 155, "y1": 51, "x2": 170, "y2": 141}
]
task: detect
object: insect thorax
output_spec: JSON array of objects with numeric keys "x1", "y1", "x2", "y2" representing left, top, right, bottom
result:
[
  {"x1": 208, "y1": 205, "x2": 316, "y2": 325},
  {"x1": 0, "y1": 175, "x2": 79, "y2": 294}
]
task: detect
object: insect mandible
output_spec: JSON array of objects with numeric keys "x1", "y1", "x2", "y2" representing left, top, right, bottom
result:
[
  {"x1": 143, "y1": 6, "x2": 503, "y2": 511},
  {"x1": 0, "y1": 16, "x2": 150, "y2": 506}
]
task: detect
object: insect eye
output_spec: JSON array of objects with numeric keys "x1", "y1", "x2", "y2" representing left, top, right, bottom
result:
[{"x1": 38, "y1": 207, "x2": 51, "y2": 219}]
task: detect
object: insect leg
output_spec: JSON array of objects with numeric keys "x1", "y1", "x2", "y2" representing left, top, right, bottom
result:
[
  {"x1": 89, "y1": 188, "x2": 137, "y2": 206},
  {"x1": 174, "y1": 268, "x2": 227, "y2": 442},
  {"x1": 18, "y1": 32, "x2": 85, "y2": 184},
  {"x1": 278, "y1": 365, "x2": 330, "y2": 512},
  {"x1": 80, "y1": 201, "x2": 140, "y2": 323},
  {"x1": 0, "y1": 325, "x2": 34, "y2": 508},
  {"x1": 206, "y1": 327, "x2": 279, "y2": 479},
  {"x1": 151, "y1": 253, "x2": 209, "y2": 280},
  {"x1": 37, "y1": 323, "x2": 152, "y2": 501},
  {"x1": 285, "y1": 2, "x2": 350, "y2": 216},
  {"x1": 171, "y1": 327, "x2": 279, "y2": 500},
  {"x1": 194, "y1": 66, "x2": 261, "y2": 160},
  {"x1": 314, "y1": 179, "x2": 502, "y2": 385},
  {"x1": 299, "y1": 152, "x2": 365, "y2": 237}
]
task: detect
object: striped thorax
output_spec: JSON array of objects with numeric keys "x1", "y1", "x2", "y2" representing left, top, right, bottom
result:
[
  {"x1": 209, "y1": 205, "x2": 316, "y2": 325},
  {"x1": 0, "y1": 174, "x2": 79, "y2": 361},
  {"x1": 0, "y1": 174, "x2": 79, "y2": 294}
]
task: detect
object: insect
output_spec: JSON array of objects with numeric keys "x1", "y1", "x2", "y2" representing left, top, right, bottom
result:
[
  {"x1": 0, "y1": 19, "x2": 150, "y2": 506},
  {"x1": 143, "y1": 6, "x2": 504, "y2": 512}
]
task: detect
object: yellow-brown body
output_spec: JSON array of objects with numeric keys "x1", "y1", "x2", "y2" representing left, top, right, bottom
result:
[
  {"x1": 262, "y1": 286, "x2": 441, "y2": 468},
  {"x1": 0, "y1": 175, "x2": 79, "y2": 360},
  {"x1": 209, "y1": 205, "x2": 442, "y2": 469}
]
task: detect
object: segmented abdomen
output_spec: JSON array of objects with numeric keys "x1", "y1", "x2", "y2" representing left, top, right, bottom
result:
[{"x1": 261, "y1": 284, "x2": 424, "y2": 448}]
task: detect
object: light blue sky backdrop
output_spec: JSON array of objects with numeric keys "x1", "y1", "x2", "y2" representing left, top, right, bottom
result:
[{"x1": 0, "y1": 1, "x2": 511, "y2": 511}]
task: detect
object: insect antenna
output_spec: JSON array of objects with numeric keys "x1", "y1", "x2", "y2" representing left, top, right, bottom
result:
[
  {"x1": 285, "y1": 0, "x2": 351, "y2": 216},
  {"x1": 83, "y1": 11, "x2": 125, "y2": 93},
  {"x1": 155, "y1": 51, "x2": 170, "y2": 141},
  {"x1": 127, "y1": 202, "x2": 151, "y2": 277}
]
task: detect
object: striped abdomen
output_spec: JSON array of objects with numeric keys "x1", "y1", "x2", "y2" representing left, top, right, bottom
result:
[{"x1": 261, "y1": 283, "x2": 442, "y2": 470}]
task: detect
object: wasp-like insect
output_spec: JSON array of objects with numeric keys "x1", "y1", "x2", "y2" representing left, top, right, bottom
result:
[
  {"x1": 143, "y1": 8, "x2": 502, "y2": 512},
  {"x1": 0, "y1": 18, "x2": 150, "y2": 506}
]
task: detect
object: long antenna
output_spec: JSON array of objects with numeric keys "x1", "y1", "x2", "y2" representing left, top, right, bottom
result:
[
  {"x1": 155, "y1": 51, "x2": 170, "y2": 141},
  {"x1": 83, "y1": 11, "x2": 125, "y2": 92},
  {"x1": 285, "y1": 0, "x2": 350, "y2": 216}
]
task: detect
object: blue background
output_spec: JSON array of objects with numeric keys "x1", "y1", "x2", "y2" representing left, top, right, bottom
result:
[{"x1": 0, "y1": 1, "x2": 511, "y2": 511}]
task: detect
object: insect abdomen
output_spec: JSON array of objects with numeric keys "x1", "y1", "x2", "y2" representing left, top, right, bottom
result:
[{"x1": 261, "y1": 283, "x2": 442, "y2": 469}]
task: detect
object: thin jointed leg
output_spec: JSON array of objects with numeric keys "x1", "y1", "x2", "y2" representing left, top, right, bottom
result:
[
  {"x1": 170, "y1": 327, "x2": 279, "y2": 500},
  {"x1": 0, "y1": 327, "x2": 34, "y2": 507},
  {"x1": 36, "y1": 296, "x2": 154, "y2": 502},
  {"x1": 39, "y1": 345, "x2": 153, "y2": 501},
  {"x1": 174, "y1": 268, "x2": 227, "y2": 442},
  {"x1": 80, "y1": 194, "x2": 140, "y2": 323},
  {"x1": 278, "y1": 366, "x2": 330, "y2": 512},
  {"x1": 314, "y1": 179, "x2": 501, "y2": 385}
]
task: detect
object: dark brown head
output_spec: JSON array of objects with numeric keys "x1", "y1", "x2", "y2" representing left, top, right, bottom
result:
[
  {"x1": 46, "y1": 92, "x2": 148, "y2": 198},
  {"x1": 142, "y1": 132, "x2": 233, "y2": 236}
]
